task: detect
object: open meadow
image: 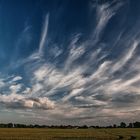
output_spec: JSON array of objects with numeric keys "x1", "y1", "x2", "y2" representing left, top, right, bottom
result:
[{"x1": 0, "y1": 128, "x2": 139, "y2": 140}]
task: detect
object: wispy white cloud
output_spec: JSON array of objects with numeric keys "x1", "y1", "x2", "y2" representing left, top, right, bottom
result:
[
  {"x1": 93, "y1": 0, "x2": 123, "y2": 40},
  {"x1": 11, "y1": 76, "x2": 22, "y2": 82},
  {"x1": 111, "y1": 41, "x2": 138, "y2": 73},
  {"x1": 39, "y1": 14, "x2": 49, "y2": 55},
  {"x1": 9, "y1": 84, "x2": 22, "y2": 93},
  {"x1": 0, "y1": 79, "x2": 5, "y2": 88},
  {"x1": 22, "y1": 34, "x2": 140, "y2": 124}
]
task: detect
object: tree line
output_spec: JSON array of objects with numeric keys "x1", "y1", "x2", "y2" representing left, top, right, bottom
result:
[{"x1": 0, "y1": 121, "x2": 140, "y2": 128}]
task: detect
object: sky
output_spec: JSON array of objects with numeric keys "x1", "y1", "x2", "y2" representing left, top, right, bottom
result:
[{"x1": 0, "y1": 0, "x2": 140, "y2": 126}]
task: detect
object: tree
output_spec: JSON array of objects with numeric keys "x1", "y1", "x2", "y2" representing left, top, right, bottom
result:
[
  {"x1": 133, "y1": 122, "x2": 140, "y2": 128},
  {"x1": 128, "y1": 123, "x2": 133, "y2": 128},
  {"x1": 120, "y1": 122, "x2": 126, "y2": 128},
  {"x1": 113, "y1": 124, "x2": 117, "y2": 128},
  {"x1": 7, "y1": 123, "x2": 13, "y2": 128}
]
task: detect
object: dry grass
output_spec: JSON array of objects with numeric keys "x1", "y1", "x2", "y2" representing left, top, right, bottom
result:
[{"x1": 0, "y1": 128, "x2": 139, "y2": 140}]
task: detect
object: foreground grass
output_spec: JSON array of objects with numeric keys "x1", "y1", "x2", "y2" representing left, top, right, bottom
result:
[{"x1": 0, "y1": 128, "x2": 139, "y2": 140}]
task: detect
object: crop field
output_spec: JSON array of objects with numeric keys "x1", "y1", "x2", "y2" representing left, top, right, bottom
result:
[{"x1": 0, "y1": 128, "x2": 139, "y2": 140}]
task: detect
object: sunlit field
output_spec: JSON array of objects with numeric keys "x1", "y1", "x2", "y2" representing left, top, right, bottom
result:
[{"x1": 0, "y1": 128, "x2": 139, "y2": 140}]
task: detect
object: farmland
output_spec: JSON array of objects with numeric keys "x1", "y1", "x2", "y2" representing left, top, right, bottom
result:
[{"x1": 0, "y1": 128, "x2": 139, "y2": 140}]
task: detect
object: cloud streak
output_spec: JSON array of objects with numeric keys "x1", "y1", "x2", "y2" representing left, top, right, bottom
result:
[{"x1": 39, "y1": 14, "x2": 49, "y2": 55}]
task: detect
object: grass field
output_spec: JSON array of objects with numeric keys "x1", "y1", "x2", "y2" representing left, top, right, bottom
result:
[{"x1": 0, "y1": 128, "x2": 139, "y2": 140}]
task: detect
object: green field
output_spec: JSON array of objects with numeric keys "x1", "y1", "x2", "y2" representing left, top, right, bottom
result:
[{"x1": 0, "y1": 128, "x2": 139, "y2": 140}]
